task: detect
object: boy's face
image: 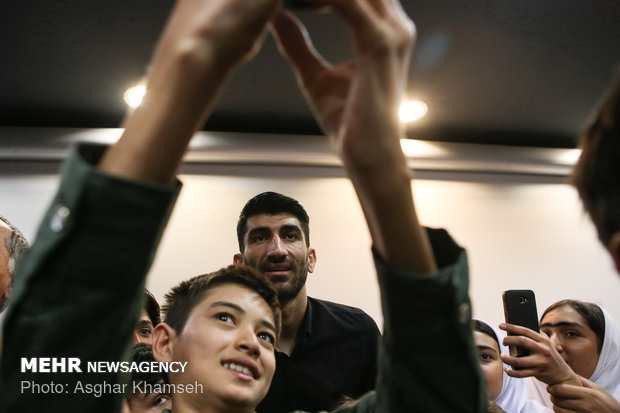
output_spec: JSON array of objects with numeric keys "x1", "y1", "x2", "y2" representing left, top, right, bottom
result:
[{"x1": 166, "y1": 283, "x2": 277, "y2": 409}]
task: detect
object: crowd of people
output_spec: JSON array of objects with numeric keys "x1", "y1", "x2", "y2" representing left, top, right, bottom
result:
[{"x1": 0, "y1": 0, "x2": 619, "y2": 412}]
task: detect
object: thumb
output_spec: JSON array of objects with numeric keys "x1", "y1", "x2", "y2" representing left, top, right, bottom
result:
[
  {"x1": 578, "y1": 375, "x2": 600, "y2": 390},
  {"x1": 271, "y1": 10, "x2": 328, "y2": 84}
]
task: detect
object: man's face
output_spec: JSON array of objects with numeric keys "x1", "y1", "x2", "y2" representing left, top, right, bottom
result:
[
  {"x1": 0, "y1": 227, "x2": 11, "y2": 311},
  {"x1": 163, "y1": 283, "x2": 277, "y2": 409},
  {"x1": 234, "y1": 213, "x2": 316, "y2": 301}
]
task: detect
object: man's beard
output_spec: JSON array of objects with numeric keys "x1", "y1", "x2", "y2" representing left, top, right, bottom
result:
[{"x1": 259, "y1": 258, "x2": 308, "y2": 302}]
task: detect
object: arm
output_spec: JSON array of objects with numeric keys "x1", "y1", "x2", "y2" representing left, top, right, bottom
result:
[
  {"x1": 272, "y1": 1, "x2": 485, "y2": 411},
  {"x1": 100, "y1": 0, "x2": 280, "y2": 184},
  {"x1": 271, "y1": 0, "x2": 434, "y2": 274},
  {"x1": 548, "y1": 376, "x2": 620, "y2": 413},
  {"x1": 1, "y1": 1, "x2": 279, "y2": 411},
  {"x1": 499, "y1": 323, "x2": 581, "y2": 386}
]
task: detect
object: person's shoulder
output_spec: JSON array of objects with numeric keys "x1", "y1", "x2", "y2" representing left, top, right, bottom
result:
[
  {"x1": 308, "y1": 297, "x2": 378, "y2": 330},
  {"x1": 310, "y1": 296, "x2": 368, "y2": 316}
]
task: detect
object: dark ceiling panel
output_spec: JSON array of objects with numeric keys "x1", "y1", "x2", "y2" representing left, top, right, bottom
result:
[{"x1": 1, "y1": 0, "x2": 619, "y2": 147}]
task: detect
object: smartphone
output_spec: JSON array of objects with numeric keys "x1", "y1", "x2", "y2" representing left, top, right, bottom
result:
[{"x1": 502, "y1": 289, "x2": 539, "y2": 358}]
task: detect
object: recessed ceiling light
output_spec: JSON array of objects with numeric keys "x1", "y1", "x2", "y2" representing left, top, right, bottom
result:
[
  {"x1": 553, "y1": 148, "x2": 582, "y2": 166},
  {"x1": 399, "y1": 99, "x2": 428, "y2": 123},
  {"x1": 400, "y1": 139, "x2": 447, "y2": 157},
  {"x1": 123, "y1": 84, "x2": 147, "y2": 108}
]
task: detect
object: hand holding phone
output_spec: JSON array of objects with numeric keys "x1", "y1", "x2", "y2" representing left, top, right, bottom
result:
[{"x1": 502, "y1": 289, "x2": 539, "y2": 358}]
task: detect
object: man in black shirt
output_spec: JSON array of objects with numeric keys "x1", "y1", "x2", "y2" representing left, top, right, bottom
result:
[{"x1": 234, "y1": 192, "x2": 380, "y2": 413}]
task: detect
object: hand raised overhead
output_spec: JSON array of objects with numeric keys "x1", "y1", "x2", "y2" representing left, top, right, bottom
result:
[
  {"x1": 272, "y1": 0, "x2": 435, "y2": 274},
  {"x1": 100, "y1": 0, "x2": 282, "y2": 183}
]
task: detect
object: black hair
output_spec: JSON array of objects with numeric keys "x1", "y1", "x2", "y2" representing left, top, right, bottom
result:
[
  {"x1": 236, "y1": 192, "x2": 310, "y2": 252},
  {"x1": 124, "y1": 343, "x2": 168, "y2": 399},
  {"x1": 472, "y1": 319, "x2": 501, "y2": 352},
  {"x1": 572, "y1": 69, "x2": 620, "y2": 245},
  {"x1": 144, "y1": 289, "x2": 161, "y2": 326},
  {"x1": 162, "y1": 265, "x2": 281, "y2": 337}
]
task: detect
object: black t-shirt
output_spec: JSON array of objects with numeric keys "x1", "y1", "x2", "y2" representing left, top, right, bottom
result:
[{"x1": 256, "y1": 297, "x2": 380, "y2": 413}]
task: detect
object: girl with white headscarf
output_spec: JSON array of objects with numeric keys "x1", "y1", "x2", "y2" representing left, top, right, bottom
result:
[
  {"x1": 473, "y1": 319, "x2": 550, "y2": 413},
  {"x1": 519, "y1": 301, "x2": 620, "y2": 412}
]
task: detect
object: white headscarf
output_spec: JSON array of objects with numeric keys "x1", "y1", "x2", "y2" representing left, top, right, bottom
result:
[
  {"x1": 528, "y1": 306, "x2": 620, "y2": 407},
  {"x1": 589, "y1": 309, "x2": 620, "y2": 399},
  {"x1": 476, "y1": 320, "x2": 551, "y2": 413}
]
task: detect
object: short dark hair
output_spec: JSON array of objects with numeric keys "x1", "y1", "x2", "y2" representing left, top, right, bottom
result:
[
  {"x1": 162, "y1": 265, "x2": 281, "y2": 337},
  {"x1": 125, "y1": 343, "x2": 168, "y2": 399},
  {"x1": 236, "y1": 192, "x2": 310, "y2": 253},
  {"x1": 472, "y1": 319, "x2": 500, "y2": 351},
  {"x1": 541, "y1": 299, "x2": 605, "y2": 354},
  {"x1": 571, "y1": 70, "x2": 620, "y2": 245},
  {"x1": 144, "y1": 289, "x2": 161, "y2": 326}
]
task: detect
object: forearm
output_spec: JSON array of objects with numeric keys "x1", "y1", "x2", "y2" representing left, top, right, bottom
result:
[
  {"x1": 374, "y1": 244, "x2": 485, "y2": 413},
  {"x1": 343, "y1": 141, "x2": 436, "y2": 275},
  {"x1": 99, "y1": 0, "x2": 278, "y2": 184},
  {"x1": 99, "y1": 46, "x2": 233, "y2": 184},
  {"x1": 1, "y1": 144, "x2": 180, "y2": 411}
]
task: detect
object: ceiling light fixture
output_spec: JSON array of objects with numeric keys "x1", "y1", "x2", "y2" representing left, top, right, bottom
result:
[
  {"x1": 123, "y1": 83, "x2": 147, "y2": 108},
  {"x1": 399, "y1": 99, "x2": 428, "y2": 123}
]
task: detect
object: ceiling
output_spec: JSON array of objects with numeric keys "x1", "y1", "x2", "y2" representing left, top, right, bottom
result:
[{"x1": 2, "y1": 1, "x2": 619, "y2": 148}]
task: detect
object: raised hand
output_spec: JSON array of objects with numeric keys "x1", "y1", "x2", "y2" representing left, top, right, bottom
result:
[
  {"x1": 271, "y1": 0, "x2": 412, "y2": 157},
  {"x1": 100, "y1": 0, "x2": 281, "y2": 183},
  {"x1": 500, "y1": 323, "x2": 581, "y2": 386},
  {"x1": 272, "y1": 0, "x2": 435, "y2": 274}
]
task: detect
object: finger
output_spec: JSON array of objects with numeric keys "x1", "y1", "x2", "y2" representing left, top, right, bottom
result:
[
  {"x1": 501, "y1": 352, "x2": 546, "y2": 372},
  {"x1": 503, "y1": 366, "x2": 538, "y2": 379},
  {"x1": 271, "y1": 10, "x2": 330, "y2": 85},
  {"x1": 502, "y1": 334, "x2": 541, "y2": 351},
  {"x1": 548, "y1": 384, "x2": 588, "y2": 399},
  {"x1": 378, "y1": 0, "x2": 409, "y2": 20},
  {"x1": 326, "y1": 0, "x2": 377, "y2": 30},
  {"x1": 366, "y1": 0, "x2": 388, "y2": 17},
  {"x1": 577, "y1": 376, "x2": 598, "y2": 389},
  {"x1": 553, "y1": 406, "x2": 577, "y2": 413},
  {"x1": 327, "y1": 0, "x2": 410, "y2": 51},
  {"x1": 499, "y1": 322, "x2": 542, "y2": 341},
  {"x1": 551, "y1": 396, "x2": 587, "y2": 411}
]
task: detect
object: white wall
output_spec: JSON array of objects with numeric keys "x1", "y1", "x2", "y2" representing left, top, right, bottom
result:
[{"x1": 1, "y1": 160, "x2": 618, "y2": 331}]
